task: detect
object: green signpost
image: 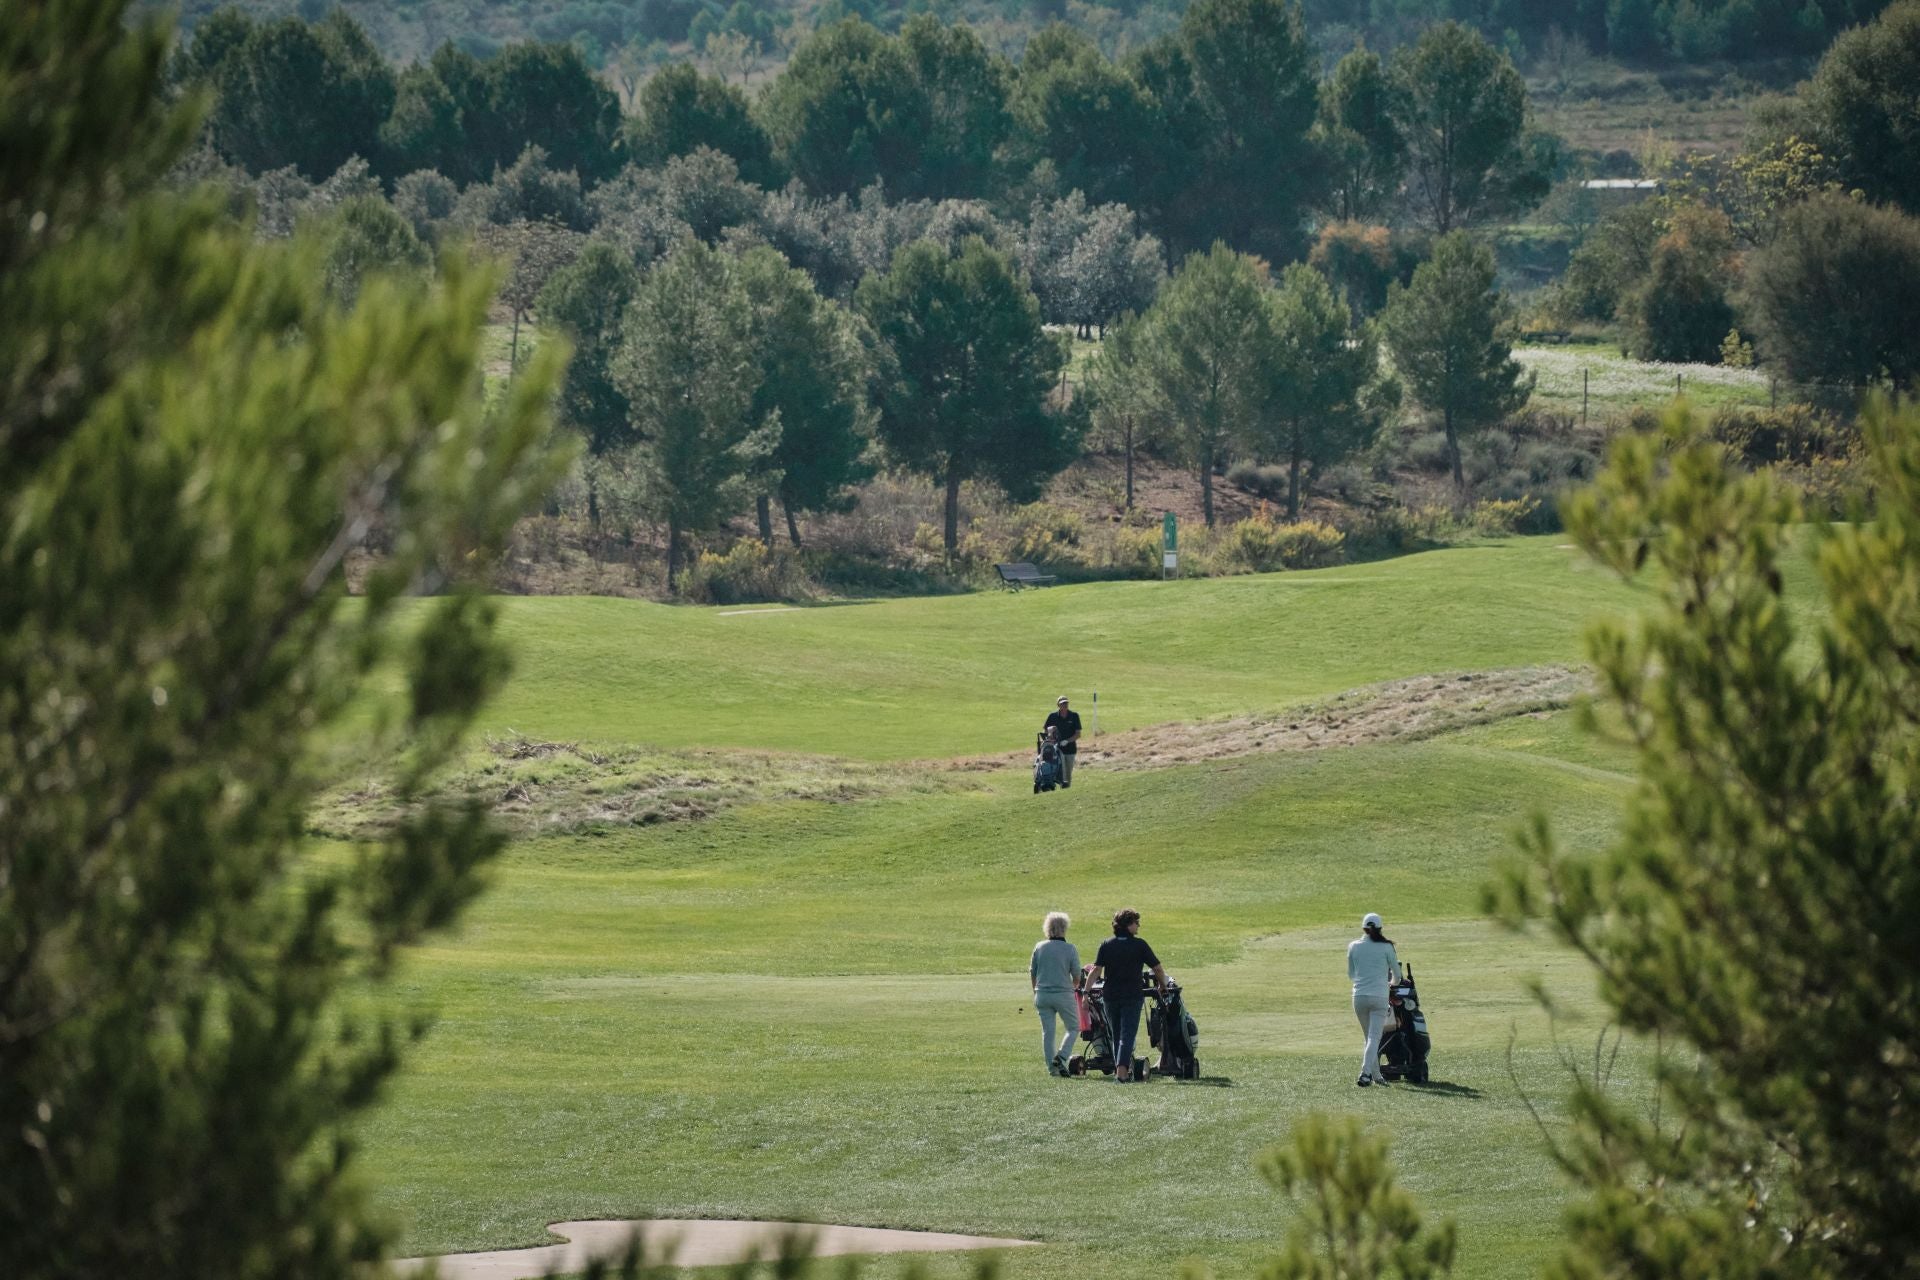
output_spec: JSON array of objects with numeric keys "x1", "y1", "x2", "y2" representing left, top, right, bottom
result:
[{"x1": 1162, "y1": 512, "x2": 1177, "y2": 579}]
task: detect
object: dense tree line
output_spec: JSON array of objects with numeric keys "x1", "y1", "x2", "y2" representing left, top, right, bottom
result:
[
  {"x1": 173, "y1": 5, "x2": 1555, "y2": 265},
  {"x1": 172, "y1": 0, "x2": 1897, "y2": 78}
]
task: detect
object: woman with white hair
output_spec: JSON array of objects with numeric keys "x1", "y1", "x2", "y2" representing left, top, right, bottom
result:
[
  {"x1": 1348, "y1": 911, "x2": 1402, "y2": 1087},
  {"x1": 1030, "y1": 911, "x2": 1082, "y2": 1077}
]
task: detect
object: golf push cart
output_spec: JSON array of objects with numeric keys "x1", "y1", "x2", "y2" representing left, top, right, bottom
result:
[{"x1": 1066, "y1": 969, "x2": 1201, "y2": 1081}]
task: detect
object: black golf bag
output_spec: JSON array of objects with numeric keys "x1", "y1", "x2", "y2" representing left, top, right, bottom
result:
[
  {"x1": 1033, "y1": 734, "x2": 1062, "y2": 793},
  {"x1": 1067, "y1": 970, "x2": 1149, "y2": 1078},
  {"x1": 1148, "y1": 981, "x2": 1201, "y2": 1080},
  {"x1": 1378, "y1": 963, "x2": 1431, "y2": 1083}
]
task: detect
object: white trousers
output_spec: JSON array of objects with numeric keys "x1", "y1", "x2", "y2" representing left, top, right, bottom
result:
[
  {"x1": 1036, "y1": 989, "x2": 1080, "y2": 1068},
  {"x1": 1354, "y1": 991, "x2": 1392, "y2": 1078}
]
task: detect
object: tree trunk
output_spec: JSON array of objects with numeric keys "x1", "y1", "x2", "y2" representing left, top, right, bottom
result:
[
  {"x1": 508, "y1": 310, "x2": 521, "y2": 383},
  {"x1": 1445, "y1": 407, "x2": 1465, "y2": 491},
  {"x1": 586, "y1": 470, "x2": 600, "y2": 532},
  {"x1": 943, "y1": 468, "x2": 962, "y2": 554},
  {"x1": 1123, "y1": 416, "x2": 1134, "y2": 510},
  {"x1": 756, "y1": 494, "x2": 774, "y2": 547},
  {"x1": 665, "y1": 519, "x2": 682, "y2": 591},
  {"x1": 1288, "y1": 435, "x2": 1303, "y2": 521},
  {"x1": 1201, "y1": 449, "x2": 1215, "y2": 527},
  {"x1": 784, "y1": 500, "x2": 803, "y2": 549}
]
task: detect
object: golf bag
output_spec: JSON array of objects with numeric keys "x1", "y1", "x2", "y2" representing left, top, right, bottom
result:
[
  {"x1": 1378, "y1": 963, "x2": 1431, "y2": 1083},
  {"x1": 1033, "y1": 734, "x2": 1063, "y2": 793},
  {"x1": 1066, "y1": 968, "x2": 1148, "y2": 1078},
  {"x1": 1147, "y1": 981, "x2": 1201, "y2": 1080}
]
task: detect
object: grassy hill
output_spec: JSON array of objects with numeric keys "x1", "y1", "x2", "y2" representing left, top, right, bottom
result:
[
  {"x1": 335, "y1": 533, "x2": 1710, "y2": 1278},
  {"x1": 459, "y1": 537, "x2": 1647, "y2": 757}
]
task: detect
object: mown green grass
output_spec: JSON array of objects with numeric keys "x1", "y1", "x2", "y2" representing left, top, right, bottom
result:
[
  {"x1": 356, "y1": 704, "x2": 1640, "y2": 1278},
  {"x1": 458, "y1": 537, "x2": 1646, "y2": 759},
  {"x1": 342, "y1": 539, "x2": 1756, "y2": 1277}
]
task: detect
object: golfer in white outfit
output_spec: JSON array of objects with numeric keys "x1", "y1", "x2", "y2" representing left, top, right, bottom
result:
[{"x1": 1347, "y1": 911, "x2": 1401, "y2": 1087}]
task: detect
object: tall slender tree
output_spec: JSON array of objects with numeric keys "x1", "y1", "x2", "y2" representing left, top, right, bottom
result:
[
  {"x1": 613, "y1": 240, "x2": 775, "y2": 587},
  {"x1": 858, "y1": 237, "x2": 1074, "y2": 553},
  {"x1": 1083, "y1": 311, "x2": 1162, "y2": 510},
  {"x1": 1316, "y1": 43, "x2": 1406, "y2": 223},
  {"x1": 538, "y1": 241, "x2": 643, "y2": 456},
  {"x1": 1380, "y1": 232, "x2": 1530, "y2": 491},
  {"x1": 1392, "y1": 22, "x2": 1553, "y2": 234},
  {"x1": 1257, "y1": 263, "x2": 1384, "y2": 520},
  {"x1": 1138, "y1": 242, "x2": 1274, "y2": 526},
  {"x1": 735, "y1": 247, "x2": 875, "y2": 547}
]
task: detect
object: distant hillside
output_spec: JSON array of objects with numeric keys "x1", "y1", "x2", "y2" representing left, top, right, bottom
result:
[{"x1": 160, "y1": 0, "x2": 1878, "y2": 87}]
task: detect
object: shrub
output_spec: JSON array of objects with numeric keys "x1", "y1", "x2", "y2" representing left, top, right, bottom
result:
[
  {"x1": 1405, "y1": 430, "x2": 1455, "y2": 473},
  {"x1": 681, "y1": 539, "x2": 814, "y2": 604},
  {"x1": 1225, "y1": 460, "x2": 1292, "y2": 500},
  {"x1": 1742, "y1": 193, "x2": 1920, "y2": 386},
  {"x1": 1463, "y1": 429, "x2": 1517, "y2": 485},
  {"x1": 1627, "y1": 205, "x2": 1737, "y2": 364},
  {"x1": 1004, "y1": 502, "x2": 1088, "y2": 567},
  {"x1": 1317, "y1": 460, "x2": 1377, "y2": 504},
  {"x1": 1516, "y1": 439, "x2": 1599, "y2": 485},
  {"x1": 1340, "y1": 504, "x2": 1455, "y2": 559},
  {"x1": 1720, "y1": 327, "x2": 1755, "y2": 368},
  {"x1": 1214, "y1": 510, "x2": 1346, "y2": 574},
  {"x1": 1708, "y1": 404, "x2": 1856, "y2": 466},
  {"x1": 1470, "y1": 495, "x2": 1541, "y2": 536},
  {"x1": 1101, "y1": 524, "x2": 1165, "y2": 579}
]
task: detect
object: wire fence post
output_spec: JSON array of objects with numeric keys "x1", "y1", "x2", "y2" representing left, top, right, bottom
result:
[
  {"x1": 1582, "y1": 368, "x2": 1588, "y2": 428},
  {"x1": 1677, "y1": 372, "x2": 1683, "y2": 397}
]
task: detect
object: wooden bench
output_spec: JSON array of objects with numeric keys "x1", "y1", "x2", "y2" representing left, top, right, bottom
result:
[{"x1": 995, "y1": 562, "x2": 1057, "y2": 590}]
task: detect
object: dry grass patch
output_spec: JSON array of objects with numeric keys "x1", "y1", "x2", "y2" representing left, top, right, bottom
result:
[{"x1": 1075, "y1": 666, "x2": 1590, "y2": 771}]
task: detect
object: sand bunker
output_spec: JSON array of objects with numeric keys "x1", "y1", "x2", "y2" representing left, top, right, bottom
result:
[{"x1": 395, "y1": 1219, "x2": 1039, "y2": 1279}]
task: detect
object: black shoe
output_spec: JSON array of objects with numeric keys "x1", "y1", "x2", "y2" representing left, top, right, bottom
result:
[{"x1": 1357, "y1": 1074, "x2": 1373, "y2": 1087}]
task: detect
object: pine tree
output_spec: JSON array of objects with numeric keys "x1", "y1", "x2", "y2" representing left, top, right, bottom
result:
[
  {"x1": 1380, "y1": 232, "x2": 1531, "y2": 491},
  {"x1": 1, "y1": 3, "x2": 566, "y2": 1274},
  {"x1": 1492, "y1": 396, "x2": 1920, "y2": 1279},
  {"x1": 613, "y1": 240, "x2": 775, "y2": 586},
  {"x1": 1258, "y1": 263, "x2": 1385, "y2": 520},
  {"x1": 858, "y1": 237, "x2": 1074, "y2": 552}
]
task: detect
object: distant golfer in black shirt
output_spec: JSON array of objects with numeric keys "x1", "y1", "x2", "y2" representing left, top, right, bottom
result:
[
  {"x1": 1089, "y1": 907, "x2": 1167, "y2": 1083},
  {"x1": 1043, "y1": 696, "x2": 1082, "y2": 787}
]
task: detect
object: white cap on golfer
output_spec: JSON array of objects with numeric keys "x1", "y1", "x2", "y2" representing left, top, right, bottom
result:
[
  {"x1": 1057, "y1": 696, "x2": 1069, "y2": 705},
  {"x1": 1362, "y1": 912, "x2": 1383, "y2": 930}
]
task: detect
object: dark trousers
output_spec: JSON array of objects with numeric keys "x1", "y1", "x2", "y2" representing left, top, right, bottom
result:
[{"x1": 1104, "y1": 995, "x2": 1144, "y2": 1070}]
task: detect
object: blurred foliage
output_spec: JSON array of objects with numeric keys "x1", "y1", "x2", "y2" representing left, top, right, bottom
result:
[
  {"x1": 1491, "y1": 397, "x2": 1920, "y2": 1278},
  {"x1": 0, "y1": 2, "x2": 567, "y2": 1277}
]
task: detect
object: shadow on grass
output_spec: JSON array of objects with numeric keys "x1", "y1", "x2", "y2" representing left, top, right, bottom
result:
[
  {"x1": 1404, "y1": 1079, "x2": 1483, "y2": 1098},
  {"x1": 1174, "y1": 1075, "x2": 1235, "y2": 1088}
]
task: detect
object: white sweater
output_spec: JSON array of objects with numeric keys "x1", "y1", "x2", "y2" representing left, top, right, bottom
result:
[{"x1": 1347, "y1": 937, "x2": 1401, "y2": 999}]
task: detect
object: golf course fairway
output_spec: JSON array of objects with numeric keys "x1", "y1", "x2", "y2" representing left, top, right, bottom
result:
[{"x1": 356, "y1": 536, "x2": 1679, "y2": 1277}]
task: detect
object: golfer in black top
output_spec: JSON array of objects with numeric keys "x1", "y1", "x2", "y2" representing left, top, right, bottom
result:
[
  {"x1": 1089, "y1": 907, "x2": 1167, "y2": 1083},
  {"x1": 1043, "y1": 696, "x2": 1081, "y2": 787}
]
